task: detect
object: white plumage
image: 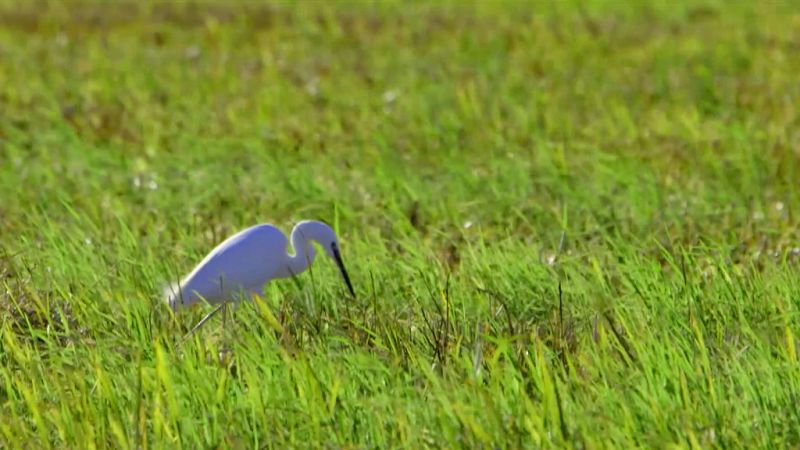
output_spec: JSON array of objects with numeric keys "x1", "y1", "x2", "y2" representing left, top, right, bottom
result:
[{"x1": 165, "y1": 220, "x2": 355, "y2": 310}]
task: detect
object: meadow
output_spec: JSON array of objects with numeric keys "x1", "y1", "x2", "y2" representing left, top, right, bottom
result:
[{"x1": 2, "y1": 1, "x2": 800, "y2": 448}]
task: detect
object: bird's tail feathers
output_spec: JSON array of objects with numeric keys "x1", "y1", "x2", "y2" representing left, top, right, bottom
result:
[{"x1": 162, "y1": 282, "x2": 181, "y2": 311}]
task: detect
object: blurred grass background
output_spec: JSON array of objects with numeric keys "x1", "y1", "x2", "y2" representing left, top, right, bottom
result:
[{"x1": 2, "y1": 1, "x2": 800, "y2": 448}]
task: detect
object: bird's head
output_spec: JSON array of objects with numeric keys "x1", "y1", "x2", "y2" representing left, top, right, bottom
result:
[{"x1": 295, "y1": 220, "x2": 356, "y2": 298}]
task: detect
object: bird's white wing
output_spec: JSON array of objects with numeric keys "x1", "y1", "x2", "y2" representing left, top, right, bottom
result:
[{"x1": 175, "y1": 224, "x2": 289, "y2": 305}]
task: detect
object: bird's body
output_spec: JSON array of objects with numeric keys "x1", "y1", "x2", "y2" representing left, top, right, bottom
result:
[{"x1": 166, "y1": 220, "x2": 355, "y2": 310}]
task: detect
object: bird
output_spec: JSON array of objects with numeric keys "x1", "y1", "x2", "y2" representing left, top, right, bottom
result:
[{"x1": 165, "y1": 220, "x2": 356, "y2": 334}]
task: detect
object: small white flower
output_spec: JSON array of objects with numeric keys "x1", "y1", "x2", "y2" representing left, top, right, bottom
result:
[
  {"x1": 382, "y1": 89, "x2": 399, "y2": 104},
  {"x1": 305, "y1": 78, "x2": 320, "y2": 97}
]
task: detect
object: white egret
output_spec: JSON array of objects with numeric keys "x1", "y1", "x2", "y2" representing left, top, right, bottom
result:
[{"x1": 165, "y1": 220, "x2": 356, "y2": 334}]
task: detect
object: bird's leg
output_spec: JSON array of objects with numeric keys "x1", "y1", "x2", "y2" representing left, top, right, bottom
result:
[
  {"x1": 222, "y1": 301, "x2": 227, "y2": 334},
  {"x1": 230, "y1": 300, "x2": 239, "y2": 341},
  {"x1": 220, "y1": 301, "x2": 231, "y2": 353},
  {"x1": 222, "y1": 301, "x2": 238, "y2": 357}
]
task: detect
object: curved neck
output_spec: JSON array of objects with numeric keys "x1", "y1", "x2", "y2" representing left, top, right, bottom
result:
[{"x1": 284, "y1": 225, "x2": 317, "y2": 277}]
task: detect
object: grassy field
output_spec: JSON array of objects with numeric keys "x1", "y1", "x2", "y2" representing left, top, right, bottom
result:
[{"x1": 2, "y1": 1, "x2": 800, "y2": 448}]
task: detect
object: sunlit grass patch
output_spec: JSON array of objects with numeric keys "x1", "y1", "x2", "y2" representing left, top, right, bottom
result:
[{"x1": 2, "y1": 1, "x2": 800, "y2": 448}]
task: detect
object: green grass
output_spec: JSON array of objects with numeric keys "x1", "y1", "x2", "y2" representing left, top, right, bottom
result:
[{"x1": 2, "y1": 1, "x2": 800, "y2": 448}]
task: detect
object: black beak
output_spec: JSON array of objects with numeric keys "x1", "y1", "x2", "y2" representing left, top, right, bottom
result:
[{"x1": 331, "y1": 244, "x2": 356, "y2": 298}]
